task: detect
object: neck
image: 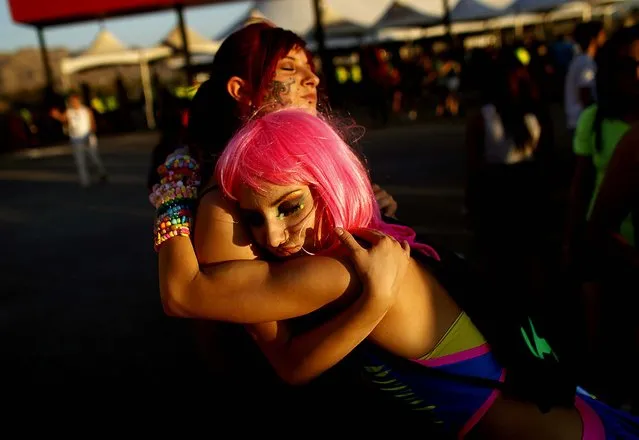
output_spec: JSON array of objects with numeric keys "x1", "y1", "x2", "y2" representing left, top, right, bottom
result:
[{"x1": 586, "y1": 44, "x2": 597, "y2": 59}]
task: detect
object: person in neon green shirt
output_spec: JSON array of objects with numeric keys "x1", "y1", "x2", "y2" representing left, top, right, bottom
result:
[
  {"x1": 565, "y1": 26, "x2": 639, "y2": 406},
  {"x1": 572, "y1": 104, "x2": 634, "y2": 246},
  {"x1": 566, "y1": 28, "x2": 638, "y2": 256}
]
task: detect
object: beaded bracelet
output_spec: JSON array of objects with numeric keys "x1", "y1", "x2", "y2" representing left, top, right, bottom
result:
[
  {"x1": 153, "y1": 202, "x2": 194, "y2": 251},
  {"x1": 151, "y1": 151, "x2": 200, "y2": 252},
  {"x1": 150, "y1": 183, "x2": 198, "y2": 209},
  {"x1": 154, "y1": 225, "x2": 191, "y2": 251}
]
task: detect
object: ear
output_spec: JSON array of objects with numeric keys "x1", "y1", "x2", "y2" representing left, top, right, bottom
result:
[{"x1": 227, "y1": 76, "x2": 251, "y2": 104}]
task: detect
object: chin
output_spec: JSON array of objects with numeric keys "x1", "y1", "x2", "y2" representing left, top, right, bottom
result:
[{"x1": 296, "y1": 103, "x2": 317, "y2": 115}]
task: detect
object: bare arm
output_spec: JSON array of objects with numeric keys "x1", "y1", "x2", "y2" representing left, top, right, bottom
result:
[
  {"x1": 588, "y1": 126, "x2": 639, "y2": 271},
  {"x1": 246, "y1": 229, "x2": 410, "y2": 385},
  {"x1": 247, "y1": 295, "x2": 387, "y2": 385},
  {"x1": 159, "y1": 189, "x2": 360, "y2": 323},
  {"x1": 49, "y1": 108, "x2": 68, "y2": 123}
]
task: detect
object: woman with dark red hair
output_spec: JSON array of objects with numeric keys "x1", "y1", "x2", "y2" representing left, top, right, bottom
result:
[
  {"x1": 156, "y1": 21, "x2": 400, "y2": 325},
  {"x1": 152, "y1": 22, "x2": 402, "y2": 415}
]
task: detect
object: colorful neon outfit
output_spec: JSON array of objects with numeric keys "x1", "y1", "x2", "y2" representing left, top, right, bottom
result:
[
  {"x1": 361, "y1": 309, "x2": 639, "y2": 438},
  {"x1": 361, "y1": 312, "x2": 504, "y2": 438}
]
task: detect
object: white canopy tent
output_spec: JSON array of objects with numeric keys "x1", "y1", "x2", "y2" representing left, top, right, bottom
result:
[
  {"x1": 60, "y1": 29, "x2": 172, "y2": 78},
  {"x1": 303, "y1": 2, "x2": 371, "y2": 49},
  {"x1": 258, "y1": 0, "x2": 377, "y2": 39},
  {"x1": 212, "y1": 8, "x2": 270, "y2": 40},
  {"x1": 161, "y1": 25, "x2": 221, "y2": 69},
  {"x1": 163, "y1": 25, "x2": 221, "y2": 55},
  {"x1": 60, "y1": 26, "x2": 221, "y2": 129},
  {"x1": 450, "y1": 0, "x2": 517, "y2": 22},
  {"x1": 60, "y1": 29, "x2": 172, "y2": 129},
  {"x1": 373, "y1": 1, "x2": 441, "y2": 29}
]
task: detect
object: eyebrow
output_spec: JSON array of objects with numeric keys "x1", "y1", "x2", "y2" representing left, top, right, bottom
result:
[
  {"x1": 239, "y1": 189, "x2": 304, "y2": 212},
  {"x1": 271, "y1": 189, "x2": 303, "y2": 207}
]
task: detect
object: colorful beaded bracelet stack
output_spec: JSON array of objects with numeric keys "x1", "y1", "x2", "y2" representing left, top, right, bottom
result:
[
  {"x1": 151, "y1": 151, "x2": 200, "y2": 252},
  {"x1": 150, "y1": 181, "x2": 198, "y2": 209}
]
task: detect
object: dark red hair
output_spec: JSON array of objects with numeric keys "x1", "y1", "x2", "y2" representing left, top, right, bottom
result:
[{"x1": 188, "y1": 22, "x2": 312, "y2": 185}]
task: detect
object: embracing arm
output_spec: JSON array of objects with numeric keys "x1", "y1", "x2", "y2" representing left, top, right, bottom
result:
[
  {"x1": 246, "y1": 229, "x2": 409, "y2": 385},
  {"x1": 159, "y1": 190, "x2": 360, "y2": 323},
  {"x1": 159, "y1": 240, "x2": 359, "y2": 323},
  {"x1": 247, "y1": 294, "x2": 387, "y2": 385}
]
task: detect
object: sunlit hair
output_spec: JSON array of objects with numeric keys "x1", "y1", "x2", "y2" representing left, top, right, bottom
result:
[
  {"x1": 188, "y1": 21, "x2": 315, "y2": 186},
  {"x1": 215, "y1": 109, "x2": 439, "y2": 259}
]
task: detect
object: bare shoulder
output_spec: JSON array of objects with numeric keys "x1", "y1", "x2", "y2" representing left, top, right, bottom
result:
[
  {"x1": 194, "y1": 187, "x2": 258, "y2": 263},
  {"x1": 198, "y1": 187, "x2": 240, "y2": 222}
]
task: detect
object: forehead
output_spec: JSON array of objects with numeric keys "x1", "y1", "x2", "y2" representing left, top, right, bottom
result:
[
  {"x1": 237, "y1": 182, "x2": 308, "y2": 208},
  {"x1": 280, "y1": 47, "x2": 310, "y2": 65}
]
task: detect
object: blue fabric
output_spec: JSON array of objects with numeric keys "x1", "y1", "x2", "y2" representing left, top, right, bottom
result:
[{"x1": 361, "y1": 348, "x2": 503, "y2": 437}]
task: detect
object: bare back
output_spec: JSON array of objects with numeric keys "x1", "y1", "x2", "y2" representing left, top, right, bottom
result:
[
  {"x1": 366, "y1": 257, "x2": 583, "y2": 440},
  {"x1": 367, "y1": 258, "x2": 461, "y2": 359}
]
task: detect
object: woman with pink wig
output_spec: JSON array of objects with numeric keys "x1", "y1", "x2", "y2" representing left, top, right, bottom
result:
[
  {"x1": 193, "y1": 108, "x2": 635, "y2": 439},
  {"x1": 152, "y1": 21, "x2": 404, "y2": 414},
  {"x1": 156, "y1": 22, "x2": 399, "y2": 325}
]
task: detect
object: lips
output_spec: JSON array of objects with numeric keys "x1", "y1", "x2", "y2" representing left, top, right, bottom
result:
[
  {"x1": 302, "y1": 92, "x2": 317, "y2": 102},
  {"x1": 274, "y1": 245, "x2": 303, "y2": 257}
]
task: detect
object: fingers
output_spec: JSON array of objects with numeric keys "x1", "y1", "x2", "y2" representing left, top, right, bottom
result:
[
  {"x1": 377, "y1": 195, "x2": 394, "y2": 209},
  {"x1": 372, "y1": 185, "x2": 398, "y2": 218},
  {"x1": 402, "y1": 240, "x2": 411, "y2": 256},
  {"x1": 381, "y1": 200, "x2": 398, "y2": 218},
  {"x1": 334, "y1": 228, "x2": 365, "y2": 254},
  {"x1": 337, "y1": 228, "x2": 410, "y2": 255},
  {"x1": 350, "y1": 228, "x2": 387, "y2": 245}
]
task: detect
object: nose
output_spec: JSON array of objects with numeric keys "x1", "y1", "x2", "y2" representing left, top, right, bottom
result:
[
  {"x1": 264, "y1": 220, "x2": 287, "y2": 249},
  {"x1": 304, "y1": 67, "x2": 320, "y2": 88}
]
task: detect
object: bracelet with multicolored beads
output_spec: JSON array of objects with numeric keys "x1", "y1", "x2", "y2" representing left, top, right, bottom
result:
[
  {"x1": 157, "y1": 154, "x2": 199, "y2": 177},
  {"x1": 150, "y1": 182, "x2": 198, "y2": 209},
  {"x1": 153, "y1": 202, "x2": 194, "y2": 251},
  {"x1": 154, "y1": 225, "x2": 191, "y2": 252},
  {"x1": 151, "y1": 151, "x2": 201, "y2": 251}
]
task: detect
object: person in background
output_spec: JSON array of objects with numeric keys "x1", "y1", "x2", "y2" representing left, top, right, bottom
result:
[
  {"x1": 564, "y1": 21, "x2": 606, "y2": 138},
  {"x1": 50, "y1": 93, "x2": 108, "y2": 187},
  {"x1": 564, "y1": 26, "x2": 639, "y2": 406}
]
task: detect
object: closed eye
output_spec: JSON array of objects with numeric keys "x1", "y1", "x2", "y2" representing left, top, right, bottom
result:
[{"x1": 277, "y1": 202, "x2": 303, "y2": 218}]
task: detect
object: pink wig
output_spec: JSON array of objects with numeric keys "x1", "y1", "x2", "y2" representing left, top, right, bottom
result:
[{"x1": 215, "y1": 109, "x2": 439, "y2": 259}]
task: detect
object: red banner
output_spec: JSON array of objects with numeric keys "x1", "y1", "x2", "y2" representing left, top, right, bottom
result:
[{"x1": 8, "y1": 0, "x2": 228, "y2": 26}]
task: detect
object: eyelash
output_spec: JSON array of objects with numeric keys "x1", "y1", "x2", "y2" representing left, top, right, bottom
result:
[
  {"x1": 243, "y1": 202, "x2": 305, "y2": 227},
  {"x1": 277, "y1": 203, "x2": 304, "y2": 219}
]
